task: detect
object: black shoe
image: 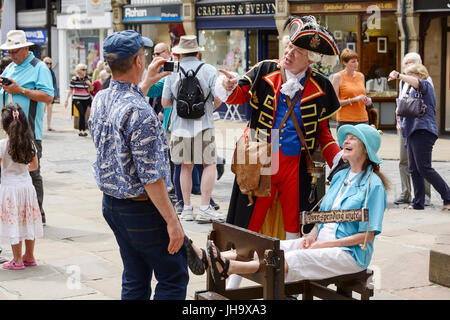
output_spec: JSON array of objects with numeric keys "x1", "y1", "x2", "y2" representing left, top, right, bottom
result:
[
  {"x1": 210, "y1": 198, "x2": 220, "y2": 211},
  {"x1": 42, "y1": 214, "x2": 46, "y2": 226},
  {"x1": 216, "y1": 157, "x2": 225, "y2": 180},
  {"x1": 174, "y1": 200, "x2": 184, "y2": 215},
  {"x1": 191, "y1": 189, "x2": 201, "y2": 195}
]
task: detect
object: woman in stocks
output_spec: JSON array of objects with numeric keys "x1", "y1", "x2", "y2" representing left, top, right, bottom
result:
[
  {"x1": 187, "y1": 124, "x2": 388, "y2": 283},
  {"x1": 332, "y1": 49, "x2": 373, "y2": 131},
  {"x1": 64, "y1": 64, "x2": 93, "y2": 137},
  {"x1": 388, "y1": 64, "x2": 450, "y2": 211}
]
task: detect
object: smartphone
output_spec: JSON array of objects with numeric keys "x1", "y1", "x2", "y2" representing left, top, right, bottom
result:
[
  {"x1": 1, "y1": 77, "x2": 12, "y2": 85},
  {"x1": 163, "y1": 61, "x2": 179, "y2": 73}
]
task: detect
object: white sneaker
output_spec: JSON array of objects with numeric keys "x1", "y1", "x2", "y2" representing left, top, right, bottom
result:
[
  {"x1": 180, "y1": 208, "x2": 194, "y2": 221},
  {"x1": 196, "y1": 206, "x2": 225, "y2": 224}
]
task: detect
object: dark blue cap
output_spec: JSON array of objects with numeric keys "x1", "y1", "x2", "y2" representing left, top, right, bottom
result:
[{"x1": 103, "y1": 30, "x2": 153, "y2": 61}]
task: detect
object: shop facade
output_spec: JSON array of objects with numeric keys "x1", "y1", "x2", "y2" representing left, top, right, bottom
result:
[
  {"x1": 415, "y1": 0, "x2": 450, "y2": 134},
  {"x1": 289, "y1": 0, "x2": 399, "y2": 129},
  {"x1": 57, "y1": 0, "x2": 113, "y2": 100}
]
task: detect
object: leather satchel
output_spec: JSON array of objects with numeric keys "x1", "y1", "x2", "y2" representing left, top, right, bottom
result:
[{"x1": 396, "y1": 85, "x2": 427, "y2": 118}]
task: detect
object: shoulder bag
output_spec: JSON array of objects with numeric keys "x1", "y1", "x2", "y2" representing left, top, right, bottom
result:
[{"x1": 396, "y1": 85, "x2": 427, "y2": 118}]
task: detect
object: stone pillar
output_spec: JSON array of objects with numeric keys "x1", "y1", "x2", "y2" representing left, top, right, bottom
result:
[
  {"x1": 397, "y1": 0, "x2": 419, "y2": 63},
  {"x1": 182, "y1": 0, "x2": 196, "y2": 36},
  {"x1": 111, "y1": 0, "x2": 126, "y2": 32},
  {"x1": 275, "y1": 0, "x2": 290, "y2": 58}
]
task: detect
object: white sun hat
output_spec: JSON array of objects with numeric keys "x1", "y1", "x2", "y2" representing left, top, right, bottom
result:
[{"x1": 0, "y1": 30, "x2": 34, "y2": 50}]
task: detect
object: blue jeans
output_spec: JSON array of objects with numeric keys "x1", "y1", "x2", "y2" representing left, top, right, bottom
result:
[{"x1": 102, "y1": 194, "x2": 189, "y2": 300}]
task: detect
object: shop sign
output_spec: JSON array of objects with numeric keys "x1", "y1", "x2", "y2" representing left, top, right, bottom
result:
[
  {"x1": 123, "y1": 5, "x2": 183, "y2": 22},
  {"x1": 24, "y1": 29, "x2": 47, "y2": 45},
  {"x1": 414, "y1": 0, "x2": 450, "y2": 12},
  {"x1": 57, "y1": 11, "x2": 112, "y2": 29},
  {"x1": 196, "y1": 1, "x2": 276, "y2": 18},
  {"x1": 291, "y1": 1, "x2": 396, "y2": 13}
]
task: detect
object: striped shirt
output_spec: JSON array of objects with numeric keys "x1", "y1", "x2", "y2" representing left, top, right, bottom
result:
[{"x1": 70, "y1": 77, "x2": 91, "y2": 100}]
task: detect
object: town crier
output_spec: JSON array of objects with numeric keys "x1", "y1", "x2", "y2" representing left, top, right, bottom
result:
[{"x1": 215, "y1": 16, "x2": 343, "y2": 243}]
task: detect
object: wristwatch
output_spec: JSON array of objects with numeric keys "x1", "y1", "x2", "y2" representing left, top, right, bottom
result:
[
  {"x1": 21, "y1": 88, "x2": 26, "y2": 96},
  {"x1": 396, "y1": 72, "x2": 400, "y2": 79}
]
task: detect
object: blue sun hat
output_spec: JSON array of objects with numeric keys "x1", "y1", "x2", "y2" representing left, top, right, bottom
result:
[{"x1": 337, "y1": 124, "x2": 382, "y2": 164}]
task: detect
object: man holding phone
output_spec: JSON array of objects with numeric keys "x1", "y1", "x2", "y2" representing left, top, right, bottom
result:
[
  {"x1": 0, "y1": 30, "x2": 54, "y2": 225},
  {"x1": 89, "y1": 30, "x2": 188, "y2": 300},
  {"x1": 162, "y1": 35, "x2": 223, "y2": 224}
]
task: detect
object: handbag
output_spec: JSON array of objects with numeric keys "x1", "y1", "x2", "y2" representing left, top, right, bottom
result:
[{"x1": 396, "y1": 85, "x2": 427, "y2": 118}]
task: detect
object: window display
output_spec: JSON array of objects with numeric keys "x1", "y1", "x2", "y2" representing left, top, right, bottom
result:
[
  {"x1": 198, "y1": 30, "x2": 247, "y2": 75},
  {"x1": 316, "y1": 14, "x2": 398, "y2": 98}
]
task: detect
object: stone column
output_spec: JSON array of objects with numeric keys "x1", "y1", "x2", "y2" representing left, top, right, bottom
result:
[
  {"x1": 111, "y1": 0, "x2": 126, "y2": 32},
  {"x1": 397, "y1": 0, "x2": 419, "y2": 62},
  {"x1": 275, "y1": 0, "x2": 290, "y2": 58},
  {"x1": 182, "y1": 0, "x2": 196, "y2": 35}
]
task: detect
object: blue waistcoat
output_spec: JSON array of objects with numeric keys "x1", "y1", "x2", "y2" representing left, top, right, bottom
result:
[{"x1": 272, "y1": 77, "x2": 306, "y2": 156}]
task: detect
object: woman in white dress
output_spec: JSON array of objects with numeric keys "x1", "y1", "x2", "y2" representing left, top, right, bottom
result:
[
  {"x1": 186, "y1": 124, "x2": 388, "y2": 283},
  {"x1": 0, "y1": 103, "x2": 43, "y2": 270}
]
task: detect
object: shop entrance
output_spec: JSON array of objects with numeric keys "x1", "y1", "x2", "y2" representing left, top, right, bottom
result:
[{"x1": 258, "y1": 30, "x2": 279, "y2": 61}]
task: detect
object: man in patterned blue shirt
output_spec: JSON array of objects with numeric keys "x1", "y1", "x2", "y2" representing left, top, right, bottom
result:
[{"x1": 89, "y1": 30, "x2": 188, "y2": 300}]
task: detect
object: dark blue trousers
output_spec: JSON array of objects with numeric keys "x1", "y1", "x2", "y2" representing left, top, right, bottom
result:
[
  {"x1": 407, "y1": 130, "x2": 450, "y2": 209},
  {"x1": 102, "y1": 194, "x2": 189, "y2": 300}
]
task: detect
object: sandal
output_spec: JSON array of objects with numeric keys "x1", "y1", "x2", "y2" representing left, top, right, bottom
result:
[
  {"x1": 2, "y1": 259, "x2": 25, "y2": 270},
  {"x1": 206, "y1": 240, "x2": 230, "y2": 284},
  {"x1": 185, "y1": 237, "x2": 208, "y2": 275},
  {"x1": 22, "y1": 256, "x2": 37, "y2": 267}
]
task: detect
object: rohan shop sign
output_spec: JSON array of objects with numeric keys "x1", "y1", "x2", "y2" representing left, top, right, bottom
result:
[
  {"x1": 123, "y1": 5, "x2": 183, "y2": 23},
  {"x1": 196, "y1": 1, "x2": 276, "y2": 17}
]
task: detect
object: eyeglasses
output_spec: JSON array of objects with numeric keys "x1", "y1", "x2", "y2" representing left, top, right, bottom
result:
[
  {"x1": 7, "y1": 49, "x2": 21, "y2": 55},
  {"x1": 81, "y1": 69, "x2": 87, "y2": 71},
  {"x1": 153, "y1": 50, "x2": 166, "y2": 57},
  {"x1": 46, "y1": 62, "x2": 52, "y2": 66}
]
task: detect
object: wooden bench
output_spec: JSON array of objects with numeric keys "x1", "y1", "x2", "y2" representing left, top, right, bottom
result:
[{"x1": 195, "y1": 222, "x2": 374, "y2": 300}]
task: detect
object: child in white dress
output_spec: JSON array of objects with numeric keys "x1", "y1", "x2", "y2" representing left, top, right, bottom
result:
[{"x1": 0, "y1": 103, "x2": 43, "y2": 270}]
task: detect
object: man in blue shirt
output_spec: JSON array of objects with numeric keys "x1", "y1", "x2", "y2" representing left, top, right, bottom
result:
[
  {"x1": 0, "y1": 30, "x2": 54, "y2": 225},
  {"x1": 89, "y1": 30, "x2": 188, "y2": 300}
]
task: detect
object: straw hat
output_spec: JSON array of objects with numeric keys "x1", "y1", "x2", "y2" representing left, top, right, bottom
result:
[
  {"x1": 172, "y1": 35, "x2": 204, "y2": 54},
  {"x1": 0, "y1": 30, "x2": 34, "y2": 50}
]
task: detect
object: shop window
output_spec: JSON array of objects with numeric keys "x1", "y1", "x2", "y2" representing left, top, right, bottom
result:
[
  {"x1": 317, "y1": 14, "x2": 398, "y2": 98},
  {"x1": 198, "y1": 30, "x2": 247, "y2": 75},
  {"x1": 67, "y1": 29, "x2": 103, "y2": 81}
]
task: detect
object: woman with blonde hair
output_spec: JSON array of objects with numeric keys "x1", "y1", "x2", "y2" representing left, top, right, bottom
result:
[
  {"x1": 388, "y1": 64, "x2": 450, "y2": 211},
  {"x1": 332, "y1": 48, "x2": 373, "y2": 130},
  {"x1": 64, "y1": 64, "x2": 93, "y2": 136}
]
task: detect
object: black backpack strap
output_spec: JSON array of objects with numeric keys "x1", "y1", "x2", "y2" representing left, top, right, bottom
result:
[
  {"x1": 179, "y1": 65, "x2": 188, "y2": 77},
  {"x1": 193, "y1": 63, "x2": 205, "y2": 77}
]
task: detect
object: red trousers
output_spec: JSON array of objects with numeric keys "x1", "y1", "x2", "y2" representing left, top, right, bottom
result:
[{"x1": 247, "y1": 150, "x2": 300, "y2": 233}]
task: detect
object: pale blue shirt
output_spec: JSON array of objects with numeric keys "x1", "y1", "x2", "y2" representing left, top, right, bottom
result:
[
  {"x1": 0, "y1": 52, "x2": 54, "y2": 140},
  {"x1": 161, "y1": 56, "x2": 217, "y2": 138},
  {"x1": 318, "y1": 166, "x2": 386, "y2": 269}
]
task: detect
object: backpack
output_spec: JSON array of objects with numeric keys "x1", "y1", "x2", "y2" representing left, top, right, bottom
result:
[{"x1": 175, "y1": 63, "x2": 210, "y2": 119}]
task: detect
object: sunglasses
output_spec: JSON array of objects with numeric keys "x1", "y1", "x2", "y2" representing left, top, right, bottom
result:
[
  {"x1": 46, "y1": 62, "x2": 52, "y2": 66},
  {"x1": 7, "y1": 48, "x2": 21, "y2": 55}
]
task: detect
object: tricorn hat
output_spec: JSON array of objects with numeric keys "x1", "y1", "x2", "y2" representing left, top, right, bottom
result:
[{"x1": 284, "y1": 16, "x2": 339, "y2": 57}]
